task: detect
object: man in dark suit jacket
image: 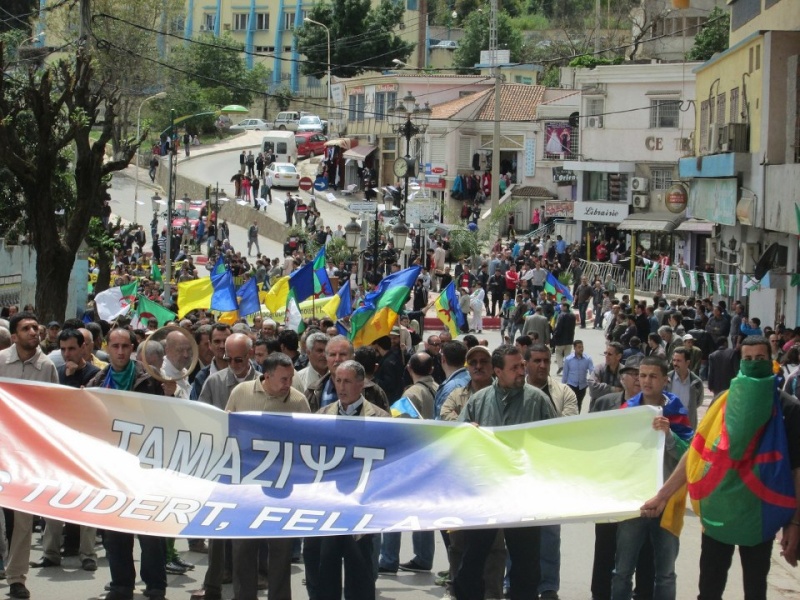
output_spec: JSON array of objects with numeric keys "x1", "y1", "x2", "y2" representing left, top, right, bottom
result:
[{"x1": 707, "y1": 338, "x2": 740, "y2": 398}]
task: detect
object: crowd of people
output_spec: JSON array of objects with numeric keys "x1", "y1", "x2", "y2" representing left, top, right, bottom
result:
[{"x1": 2, "y1": 223, "x2": 800, "y2": 600}]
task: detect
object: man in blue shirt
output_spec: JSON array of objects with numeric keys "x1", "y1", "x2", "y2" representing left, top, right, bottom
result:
[{"x1": 561, "y1": 340, "x2": 594, "y2": 412}]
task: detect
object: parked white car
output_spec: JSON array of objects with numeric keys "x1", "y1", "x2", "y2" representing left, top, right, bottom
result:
[
  {"x1": 266, "y1": 162, "x2": 300, "y2": 188},
  {"x1": 296, "y1": 115, "x2": 328, "y2": 133},
  {"x1": 229, "y1": 118, "x2": 270, "y2": 131}
]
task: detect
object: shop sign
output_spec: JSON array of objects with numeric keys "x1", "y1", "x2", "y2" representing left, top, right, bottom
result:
[
  {"x1": 544, "y1": 201, "x2": 574, "y2": 219},
  {"x1": 552, "y1": 167, "x2": 577, "y2": 184},
  {"x1": 574, "y1": 201, "x2": 629, "y2": 223},
  {"x1": 665, "y1": 184, "x2": 688, "y2": 214},
  {"x1": 424, "y1": 177, "x2": 446, "y2": 190}
]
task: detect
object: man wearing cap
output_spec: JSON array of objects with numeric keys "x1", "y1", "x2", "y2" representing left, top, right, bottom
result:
[
  {"x1": 41, "y1": 321, "x2": 61, "y2": 354},
  {"x1": 552, "y1": 301, "x2": 576, "y2": 375},
  {"x1": 525, "y1": 342, "x2": 578, "y2": 600},
  {"x1": 588, "y1": 357, "x2": 655, "y2": 600},
  {"x1": 440, "y1": 344, "x2": 505, "y2": 596},
  {"x1": 681, "y1": 334, "x2": 703, "y2": 376}
]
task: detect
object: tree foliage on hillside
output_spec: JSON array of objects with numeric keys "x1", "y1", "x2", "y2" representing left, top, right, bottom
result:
[
  {"x1": 686, "y1": 7, "x2": 729, "y2": 61},
  {"x1": 295, "y1": 0, "x2": 414, "y2": 78},
  {"x1": 0, "y1": 0, "x2": 36, "y2": 33},
  {"x1": 453, "y1": 10, "x2": 523, "y2": 74}
]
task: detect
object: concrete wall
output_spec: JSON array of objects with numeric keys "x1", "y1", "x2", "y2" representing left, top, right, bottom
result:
[{"x1": 0, "y1": 239, "x2": 87, "y2": 318}]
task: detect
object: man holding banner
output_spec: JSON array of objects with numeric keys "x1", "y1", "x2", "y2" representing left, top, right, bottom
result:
[
  {"x1": 0, "y1": 312, "x2": 59, "y2": 600},
  {"x1": 454, "y1": 345, "x2": 556, "y2": 600},
  {"x1": 87, "y1": 328, "x2": 168, "y2": 600}
]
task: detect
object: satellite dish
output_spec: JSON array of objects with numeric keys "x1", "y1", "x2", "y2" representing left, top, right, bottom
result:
[{"x1": 753, "y1": 242, "x2": 778, "y2": 281}]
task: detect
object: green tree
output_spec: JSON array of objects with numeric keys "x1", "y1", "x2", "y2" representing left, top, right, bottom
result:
[
  {"x1": 452, "y1": 10, "x2": 523, "y2": 74},
  {"x1": 295, "y1": 0, "x2": 414, "y2": 79},
  {"x1": 0, "y1": 0, "x2": 36, "y2": 33},
  {"x1": 85, "y1": 217, "x2": 123, "y2": 294},
  {"x1": 686, "y1": 7, "x2": 730, "y2": 61},
  {"x1": 0, "y1": 47, "x2": 140, "y2": 321}
]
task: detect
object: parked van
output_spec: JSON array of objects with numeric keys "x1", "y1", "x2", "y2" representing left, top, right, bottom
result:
[{"x1": 262, "y1": 130, "x2": 297, "y2": 164}]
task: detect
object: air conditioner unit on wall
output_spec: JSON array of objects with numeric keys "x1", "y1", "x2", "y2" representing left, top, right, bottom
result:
[
  {"x1": 587, "y1": 116, "x2": 603, "y2": 128},
  {"x1": 631, "y1": 177, "x2": 649, "y2": 192},
  {"x1": 367, "y1": 134, "x2": 377, "y2": 144},
  {"x1": 720, "y1": 123, "x2": 749, "y2": 153},
  {"x1": 633, "y1": 194, "x2": 649, "y2": 208},
  {"x1": 739, "y1": 242, "x2": 758, "y2": 273}
]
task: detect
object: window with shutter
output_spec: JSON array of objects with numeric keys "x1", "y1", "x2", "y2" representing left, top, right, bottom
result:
[{"x1": 458, "y1": 137, "x2": 473, "y2": 170}]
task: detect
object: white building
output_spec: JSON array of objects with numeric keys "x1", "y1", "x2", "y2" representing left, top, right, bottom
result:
[{"x1": 561, "y1": 63, "x2": 701, "y2": 265}]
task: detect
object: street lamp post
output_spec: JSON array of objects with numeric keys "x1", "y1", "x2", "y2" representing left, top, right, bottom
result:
[
  {"x1": 388, "y1": 92, "x2": 431, "y2": 222},
  {"x1": 304, "y1": 18, "x2": 331, "y2": 121},
  {"x1": 164, "y1": 109, "x2": 176, "y2": 304},
  {"x1": 134, "y1": 91, "x2": 167, "y2": 225}
]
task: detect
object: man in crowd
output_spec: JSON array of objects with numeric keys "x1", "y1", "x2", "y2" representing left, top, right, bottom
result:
[
  {"x1": 88, "y1": 328, "x2": 167, "y2": 600},
  {"x1": 191, "y1": 323, "x2": 231, "y2": 399},
  {"x1": 610, "y1": 357, "x2": 693, "y2": 600},
  {"x1": 589, "y1": 360, "x2": 654, "y2": 600},
  {"x1": 522, "y1": 305, "x2": 550, "y2": 347},
  {"x1": 561, "y1": 339, "x2": 593, "y2": 413},
  {"x1": 55, "y1": 328, "x2": 100, "y2": 387},
  {"x1": 454, "y1": 345, "x2": 556, "y2": 600},
  {"x1": 225, "y1": 353, "x2": 310, "y2": 600},
  {"x1": 379, "y1": 352, "x2": 439, "y2": 575},
  {"x1": 588, "y1": 342, "x2": 624, "y2": 410},
  {"x1": 0, "y1": 312, "x2": 59, "y2": 600},
  {"x1": 666, "y1": 347, "x2": 704, "y2": 430},
  {"x1": 525, "y1": 343, "x2": 579, "y2": 599},
  {"x1": 707, "y1": 338, "x2": 739, "y2": 398},
  {"x1": 424, "y1": 334, "x2": 447, "y2": 384},
  {"x1": 642, "y1": 337, "x2": 800, "y2": 599},
  {"x1": 293, "y1": 331, "x2": 329, "y2": 392},
  {"x1": 552, "y1": 301, "x2": 576, "y2": 374},
  {"x1": 315, "y1": 360, "x2": 388, "y2": 600},
  {"x1": 433, "y1": 341, "x2": 470, "y2": 419},
  {"x1": 192, "y1": 333, "x2": 261, "y2": 600}
]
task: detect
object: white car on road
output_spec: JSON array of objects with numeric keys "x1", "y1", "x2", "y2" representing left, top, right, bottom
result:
[
  {"x1": 267, "y1": 162, "x2": 300, "y2": 189},
  {"x1": 229, "y1": 118, "x2": 270, "y2": 131}
]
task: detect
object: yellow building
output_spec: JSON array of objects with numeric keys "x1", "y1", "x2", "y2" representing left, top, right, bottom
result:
[{"x1": 678, "y1": 16, "x2": 800, "y2": 326}]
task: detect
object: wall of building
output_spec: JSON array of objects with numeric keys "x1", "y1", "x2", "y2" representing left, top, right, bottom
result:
[{"x1": 729, "y1": 0, "x2": 800, "y2": 46}]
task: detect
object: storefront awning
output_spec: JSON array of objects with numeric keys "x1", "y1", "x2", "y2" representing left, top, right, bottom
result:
[
  {"x1": 324, "y1": 138, "x2": 353, "y2": 149},
  {"x1": 675, "y1": 218, "x2": 715, "y2": 233},
  {"x1": 617, "y1": 213, "x2": 685, "y2": 232},
  {"x1": 343, "y1": 145, "x2": 377, "y2": 161}
]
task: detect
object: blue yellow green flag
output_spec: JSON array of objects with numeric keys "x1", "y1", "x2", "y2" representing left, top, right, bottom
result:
[
  {"x1": 350, "y1": 266, "x2": 420, "y2": 347},
  {"x1": 435, "y1": 281, "x2": 466, "y2": 338}
]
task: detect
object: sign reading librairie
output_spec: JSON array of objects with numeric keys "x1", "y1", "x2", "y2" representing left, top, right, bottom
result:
[{"x1": 573, "y1": 201, "x2": 629, "y2": 223}]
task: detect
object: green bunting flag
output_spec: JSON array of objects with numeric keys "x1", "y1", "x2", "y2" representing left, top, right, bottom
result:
[
  {"x1": 647, "y1": 261, "x2": 660, "y2": 280},
  {"x1": 729, "y1": 274, "x2": 738, "y2": 295},
  {"x1": 703, "y1": 272, "x2": 713, "y2": 294},
  {"x1": 690, "y1": 270, "x2": 699, "y2": 292},
  {"x1": 716, "y1": 273, "x2": 727, "y2": 296},
  {"x1": 677, "y1": 268, "x2": 688, "y2": 288},
  {"x1": 791, "y1": 273, "x2": 800, "y2": 288},
  {"x1": 661, "y1": 265, "x2": 672, "y2": 286}
]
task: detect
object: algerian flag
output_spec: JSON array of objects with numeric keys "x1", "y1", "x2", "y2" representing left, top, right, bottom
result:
[
  {"x1": 677, "y1": 268, "x2": 688, "y2": 288},
  {"x1": 647, "y1": 261, "x2": 660, "y2": 280},
  {"x1": 152, "y1": 262, "x2": 163, "y2": 283},
  {"x1": 661, "y1": 265, "x2": 672, "y2": 286},
  {"x1": 716, "y1": 273, "x2": 727, "y2": 296},
  {"x1": 285, "y1": 294, "x2": 305, "y2": 333},
  {"x1": 95, "y1": 282, "x2": 138, "y2": 321},
  {"x1": 744, "y1": 277, "x2": 760, "y2": 293},
  {"x1": 689, "y1": 271, "x2": 698, "y2": 292},
  {"x1": 133, "y1": 294, "x2": 176, "y2": 328},
  {"x1": 703, "y1": 272, "x2": 713, "y2": 294},
  {"x1": 729, "y1": 273, "x2": 737, "y2": 296}
]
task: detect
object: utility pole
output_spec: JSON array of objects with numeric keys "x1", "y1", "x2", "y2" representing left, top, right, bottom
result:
[
  {"x1": 164, "y1": 109, "x2": 175, "y2": 303},
  {"x1": 490, "y1": 0, "x2": 501, "y2": 211}
]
